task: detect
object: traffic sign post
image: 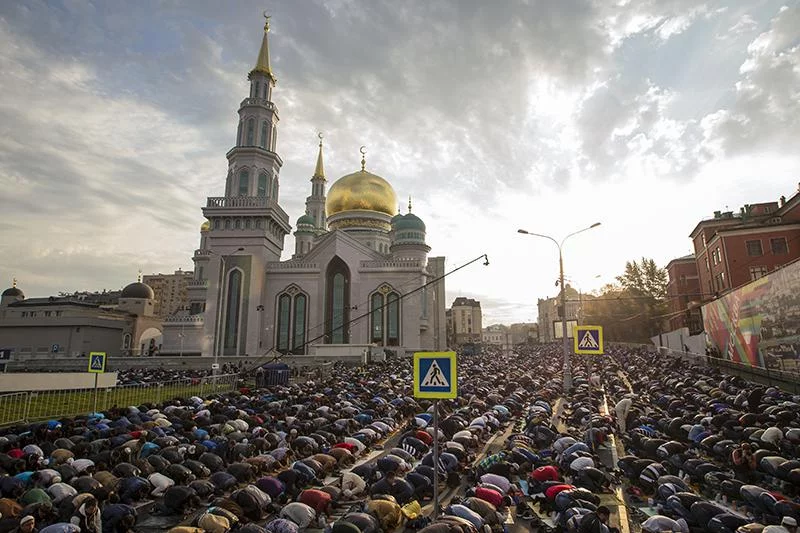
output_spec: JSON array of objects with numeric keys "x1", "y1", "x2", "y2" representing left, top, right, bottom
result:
[
  {"x1": 87, "y1": 352, "x2": 106, "y2": 414},
  {"x1": 573, "y1": 326, "x2": 603, "y2": 449},
  {"x1": 414, "y1": 351, "x2": 457, "y2": 518}
]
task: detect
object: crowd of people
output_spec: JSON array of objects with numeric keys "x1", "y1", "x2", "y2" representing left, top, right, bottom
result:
[{"x1": 0, "y1": 343, "x2": 796, "y2": 533}]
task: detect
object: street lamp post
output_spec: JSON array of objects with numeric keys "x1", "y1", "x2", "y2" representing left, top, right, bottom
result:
[
  {"x1": 210, "y1": 247, "x2": 244, "y2": 374},
  {"x1": 518, "y1": 223, "x2": 601, "y2": 392}
]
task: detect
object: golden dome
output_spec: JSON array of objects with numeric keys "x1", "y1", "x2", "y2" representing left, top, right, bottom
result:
[
  {"x1": 200, "y1": 221, "x2": 210, "y2": 232},
  {"x1": 325, "y1": 170, "x2": 398, "y2": 218}
]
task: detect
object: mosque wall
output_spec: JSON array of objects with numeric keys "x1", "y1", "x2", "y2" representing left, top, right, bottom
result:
[{"x1": 702, "y1": 257, "x2": 800, "y2": 368}]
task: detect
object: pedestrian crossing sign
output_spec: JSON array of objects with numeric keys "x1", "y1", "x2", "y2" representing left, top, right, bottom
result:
[
  {"x1": 573, "y1": 326, "x2": 604, "y2": 355},
  {"x1": 88, "y1": 352, "x2": 107, "y2": 373},
  {"x1": 413, "y1": 351, "x2": 457, "y2": 399}
]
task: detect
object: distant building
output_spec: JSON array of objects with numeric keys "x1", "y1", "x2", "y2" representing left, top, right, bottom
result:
[
  {"x1": 481, "y1": 324, "x2": 507, "y2": 345},
  {"x1": 143, "y1": 269, "x2": 194, "y2": 317},
  {"x1": 665, "y1": 255, "x2": 702, "y2": 333},
  {"x1": 0, "y1": 280, "x2": 163, "y2": 358},
  {"x1": 450, "y1": 297, "x2": 482, "y2": 345},
  {"x1": 690, "y1": 189, "x2": 800, "y2": 301},
  {"x1": 537, "y1": 285, "x2": 580, "y2": 343},
  {"x1": 509, "y1": 322, "x2": 538, "y2": 344}
]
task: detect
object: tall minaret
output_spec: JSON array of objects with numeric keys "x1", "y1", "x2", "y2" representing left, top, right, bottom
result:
[
  {"x1": 305, "y1": 132, "x2": 327, "y2": 233},
  {"x1": 200, "y1": 14, "x2": 291, "y2": 358}
]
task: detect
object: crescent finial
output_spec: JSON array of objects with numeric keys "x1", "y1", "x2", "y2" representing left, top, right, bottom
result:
[
  {"x1": 262, "y1": 11, "x2": 271, "y2": 32},
  {"x1": 359, "y1": 146, "x2": 367, "y2": 171},
  {"x1": 359, "y1": 145, "x2": 367, "y2": 155}
]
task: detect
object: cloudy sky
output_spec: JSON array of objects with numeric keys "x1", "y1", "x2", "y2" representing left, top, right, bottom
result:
[{"x1": 1, "y1": 0, "x2": 798, "y2": 325}]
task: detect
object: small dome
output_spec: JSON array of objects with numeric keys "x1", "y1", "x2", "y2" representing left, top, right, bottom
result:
[
  {"x1": 326, "y1": 169, "x2": 398, "y2": 218},
  {"x1": 121, "y1": 282, "x2": 154, "y2": 299},
  {"x1": 393, "y1": 213, "x2": 426, "y2": 232},
  {"x1": 297, "y1": 213, "x2": 315, "y2": 226},
  {"x1": 200, "y1": 220, "x2": 210, "y2": 232},
  {"x1": 2, "y1": 287, "x2": 24, "y2": 299}
]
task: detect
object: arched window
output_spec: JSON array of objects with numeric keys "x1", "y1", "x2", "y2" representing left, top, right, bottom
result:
[
  {"x1": 263, "y1": 83, "x2": 268, "y2": 99},
  {"x1": 272, "y1": 179, "x2": 279, "y2": 199},
  {"x1": 122, "y1": 333, "x2": 132, "y2": 350},
  {"x1": 387, "y1": 291, "x2": 400, "y2": 346},
  {"x1": 246, "y1": 118, "x2": 255, "y2": 145},
  {"x1": 260, "y1": 122, "x2": 268, "y2": 149},
  {"x1": 234, "y1": 219, "x2": 241, "y2": 229},
  {"x1": 245, "y1": 218, "x2": 251, "y2": 229},
  {"x1": 257, "y1": 173, "x2": 268, "y2": 196},
  {"x1": 371, "y1": 293, "x2": 384, "y2": 344},
  {"x1": 238, "y1": 169, "x2": 249, "y2": 196},
  {"x1": 271, "y1": 126, "x2": 277, "y2": 150},
  {"x1": 254, "y1": 81, "x2": 260, "y2": 99},
  {"x1": 237, "y1": 121, "x2": 243, "y2": 146},
  {"x1": 214, "y1": 219, "x2": 220, "y2": 229},
  {"x1": 293, "y1": 294, "x2": 307, "y2": 354},
  {"x1": 276, "y1": 294, "x2": 291, "y2": 354},
  {"x1": 325, "y1": 257, "x2": 350, "y2": 344},
  {"x1": 223, "y1": 269, "x2": 243, "y2": 352},
  {"x1": 224, "y1": 219, "x2": 231, "y2": 229}
]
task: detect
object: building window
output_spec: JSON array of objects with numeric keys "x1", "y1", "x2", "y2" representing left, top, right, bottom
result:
[
  {"x1": 21, "y1": 312, "x2": 27, "y2": 318},
  {"x1": 746, "y1": 240, "x2": 763, "y2": 256},
  {"x1": 325, "y1": 257, "x2": 350, "y2": 344},
  {"x1": 276, "y1": 294, "x2": 291, "y2": 353},
  {"x1": 258, "y1": 173, "x2": 268, "y2": 196},
  {"x1": 293, "y1": 294, "x2": 307, "y2": 354},
  {"x1": 771, "y1": 237, "x2": 788, "y2": 255},
  {"x1": 272, "y1": 179, "x2": 279, "y2": 199},
  {"x1": 238, "y1": 169, "x2": 249, "y2": 196},
  {"x1": 234, "y1": 219, "x2": 241, "y2": 229},
  {"x1": 214, "y1": 219, "x2": 220, "y2": 229},
  {"x1": 749, "y1": 266, "x2": 768, "y2": 280},
  {"x1": 223, "y1": 269, "x2": 243, "y2": 352},
  {"x1": 245, "y1": 218, "x2": 251, "y2": 229},
  {"x1": 246, "y1": 118, "x2": 255, "y2": 145},
  {"x1": 371, "y1": 293, "x2": 384, "y2": 345},
  {"x1": 712, "y1": 248, "x2": 720, "y2": 265},
  {"x1": 714, "y1": 272, "x2": 726, "y2": 291},
  {"x1": 224, "y1": 219, "x2": 231, "y2": 229},
  {"x1": 254, "y1": 81, "x2": 260, "y2": 99},
  {"x1": 260, "y1": 121, "x2": 268, "y2": 149},
  {"x1": 387, "y1": 292, "x2": 400, "y2": 346},
  {"x1": 705, "y1": 257, "x2": 710, "y2": 271},
  {"x1": 44, "y1": 311, "x2": 51, "y2": 317}
]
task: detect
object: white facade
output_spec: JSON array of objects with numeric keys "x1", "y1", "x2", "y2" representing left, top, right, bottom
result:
[{"x1": 161, "y1": 20, "x2": 446, "y2": 359}]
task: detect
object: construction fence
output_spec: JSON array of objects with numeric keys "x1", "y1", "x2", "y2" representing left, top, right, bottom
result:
[{"x1": 0, "y1": 373, "x2": 240, "y2": 428}]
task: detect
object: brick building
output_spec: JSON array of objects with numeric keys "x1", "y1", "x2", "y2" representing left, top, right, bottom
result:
[
  {"x1": 665, "y1": 255, "x2": 702, "y2": 333},
  {"x1": 690, "y1": 189, "x2": 800, "y2": 301}
]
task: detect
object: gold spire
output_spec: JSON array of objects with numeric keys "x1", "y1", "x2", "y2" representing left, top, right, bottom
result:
[
  {"x1": 408, "y1": 196, "x2": 412, "y2": 213},
  {"x1": 313, "y1": 132, "x2": 325, "y2": 179},
  {"x1": 137, "y1": 270, "x2": 143, "y2": 283},
  {"x1": 359, "y1": 145, "x2": 367, "y2": 171},
  {"x1": 249, "y1": 12, "x2": 276, "y2": 82}
]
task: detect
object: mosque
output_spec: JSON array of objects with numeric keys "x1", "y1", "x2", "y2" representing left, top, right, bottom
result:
[{"x1": 158, "y1": 17, "x2": 447, "y2": 359}]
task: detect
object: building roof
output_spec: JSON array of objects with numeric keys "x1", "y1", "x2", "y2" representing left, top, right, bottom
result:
[
  {"x1": 249, "y1": 16, "x2": 276, "y2": 82},
  {"x1": 666, "y1": 254, "x2": 696, "y2": 269},
  {"x1": 452, "y1": 297, "x2": 481, "y2": 307},
  {"x1": 2, "y1": 287, "x2": 24, "y2": 298},
  {"x1": 121, "y1": 282, "x2": 155, "y2": 299},
  {"x1": 9, "y1": 297, "x2": 100, "y2": 308}
]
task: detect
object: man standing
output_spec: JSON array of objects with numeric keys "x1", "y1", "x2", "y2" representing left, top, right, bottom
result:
[{"x1": 614, "y1": 398, "x2": 632, "y2": 434}]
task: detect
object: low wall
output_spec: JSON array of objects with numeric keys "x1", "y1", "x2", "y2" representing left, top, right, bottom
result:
[
  {"x1": 651, "y1": 327, "x2": 706, "y2": 355},
  {"x1": 0, "y1": 372, "x2": 118, "y2": 392}
]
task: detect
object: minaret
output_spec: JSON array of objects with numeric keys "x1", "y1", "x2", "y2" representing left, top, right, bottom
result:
[
  {"x1": 305, "y1": 132, "x2": 327, "y2": 233},
  {"x1": 200, "y1": 14, "x2": 291, "y2": 358}
]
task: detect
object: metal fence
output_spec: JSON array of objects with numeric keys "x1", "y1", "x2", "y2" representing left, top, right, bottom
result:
[{"x1": 0, "y1": 373, "x2": 240, "y2": 428}]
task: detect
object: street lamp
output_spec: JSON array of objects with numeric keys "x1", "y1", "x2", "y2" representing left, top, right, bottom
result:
[
  {"x1": 518, "y1": 222, "x2": 601, "y2": 391},
  {"x1": 210, "y1": 247, "x2": 245, "y2": 373}
]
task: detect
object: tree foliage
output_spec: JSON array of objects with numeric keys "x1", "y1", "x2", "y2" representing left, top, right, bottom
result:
[{"x1": 582, "y1": 257, "x2": 669, "y2": 343}]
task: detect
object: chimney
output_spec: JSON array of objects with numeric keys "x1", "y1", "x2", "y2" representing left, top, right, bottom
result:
[
  {"x1": 713, "y1": 210, "x2": 721, "y2": 218},
  {"x1": 781, "y1": 195, "x2": 787, "y2": 206}
]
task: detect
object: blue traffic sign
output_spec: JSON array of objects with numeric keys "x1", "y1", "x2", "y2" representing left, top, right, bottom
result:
[
  {"x1": 88, "y1": 352, "x2": 107, "y2": 373},
  {"x1": 413, "y1": 351, "x2": 457, "y2": 399},
  {"x1": 573, "y1": 325, "x2": 604, "y2": 355}
]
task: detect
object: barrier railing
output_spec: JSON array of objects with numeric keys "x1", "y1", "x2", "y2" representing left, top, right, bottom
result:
[
  {"x1": 0, "y1": 392, "x2": 30, "y2": 427},
  {"x1": 0, "y1": 374, "x2": 239, "y2": 427}
]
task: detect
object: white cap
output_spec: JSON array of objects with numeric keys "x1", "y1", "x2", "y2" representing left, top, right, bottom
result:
[{"x1": 782, "y1": 517, "x2": 797, "y2": 527}]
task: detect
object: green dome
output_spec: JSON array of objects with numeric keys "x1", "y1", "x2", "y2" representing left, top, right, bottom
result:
[
  {"x1": 393, "y1": 213, "x2": 426, "y2": 232},
  {"x1": 297, "y1": 213, "x2": 315, "y2": 226}
]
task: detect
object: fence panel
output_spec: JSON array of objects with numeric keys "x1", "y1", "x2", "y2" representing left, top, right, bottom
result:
[
  {"x1": 0, "y1": 392, "x2": 29, "y2": 427},
  {"x1": 0, "y1": 374, "x2": 240, "y2": 427}
]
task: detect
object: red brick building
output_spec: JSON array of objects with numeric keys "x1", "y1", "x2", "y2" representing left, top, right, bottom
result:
[
  {"x1": 665, "y1": 255, "x2": 702, "y2": 332},
  {"x1": 690, "y1": 190, "x2": 800, "y2": 301}
]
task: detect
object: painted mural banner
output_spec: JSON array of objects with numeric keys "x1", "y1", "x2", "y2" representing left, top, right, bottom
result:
[{"x1": 703, "y1": 258, "x2": 800, "y2": 368}]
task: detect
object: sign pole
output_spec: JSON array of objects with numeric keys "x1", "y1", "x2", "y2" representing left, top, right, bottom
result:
[
  {"x1": 587, "y1": 355, "x2": 593, "y2": 451},
  {"x1": 92, "y1": 372, "x2": 99, "y2": 413},
  {"x1": 432, "y1": 399, "x2": 439, "y2": 519}
]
